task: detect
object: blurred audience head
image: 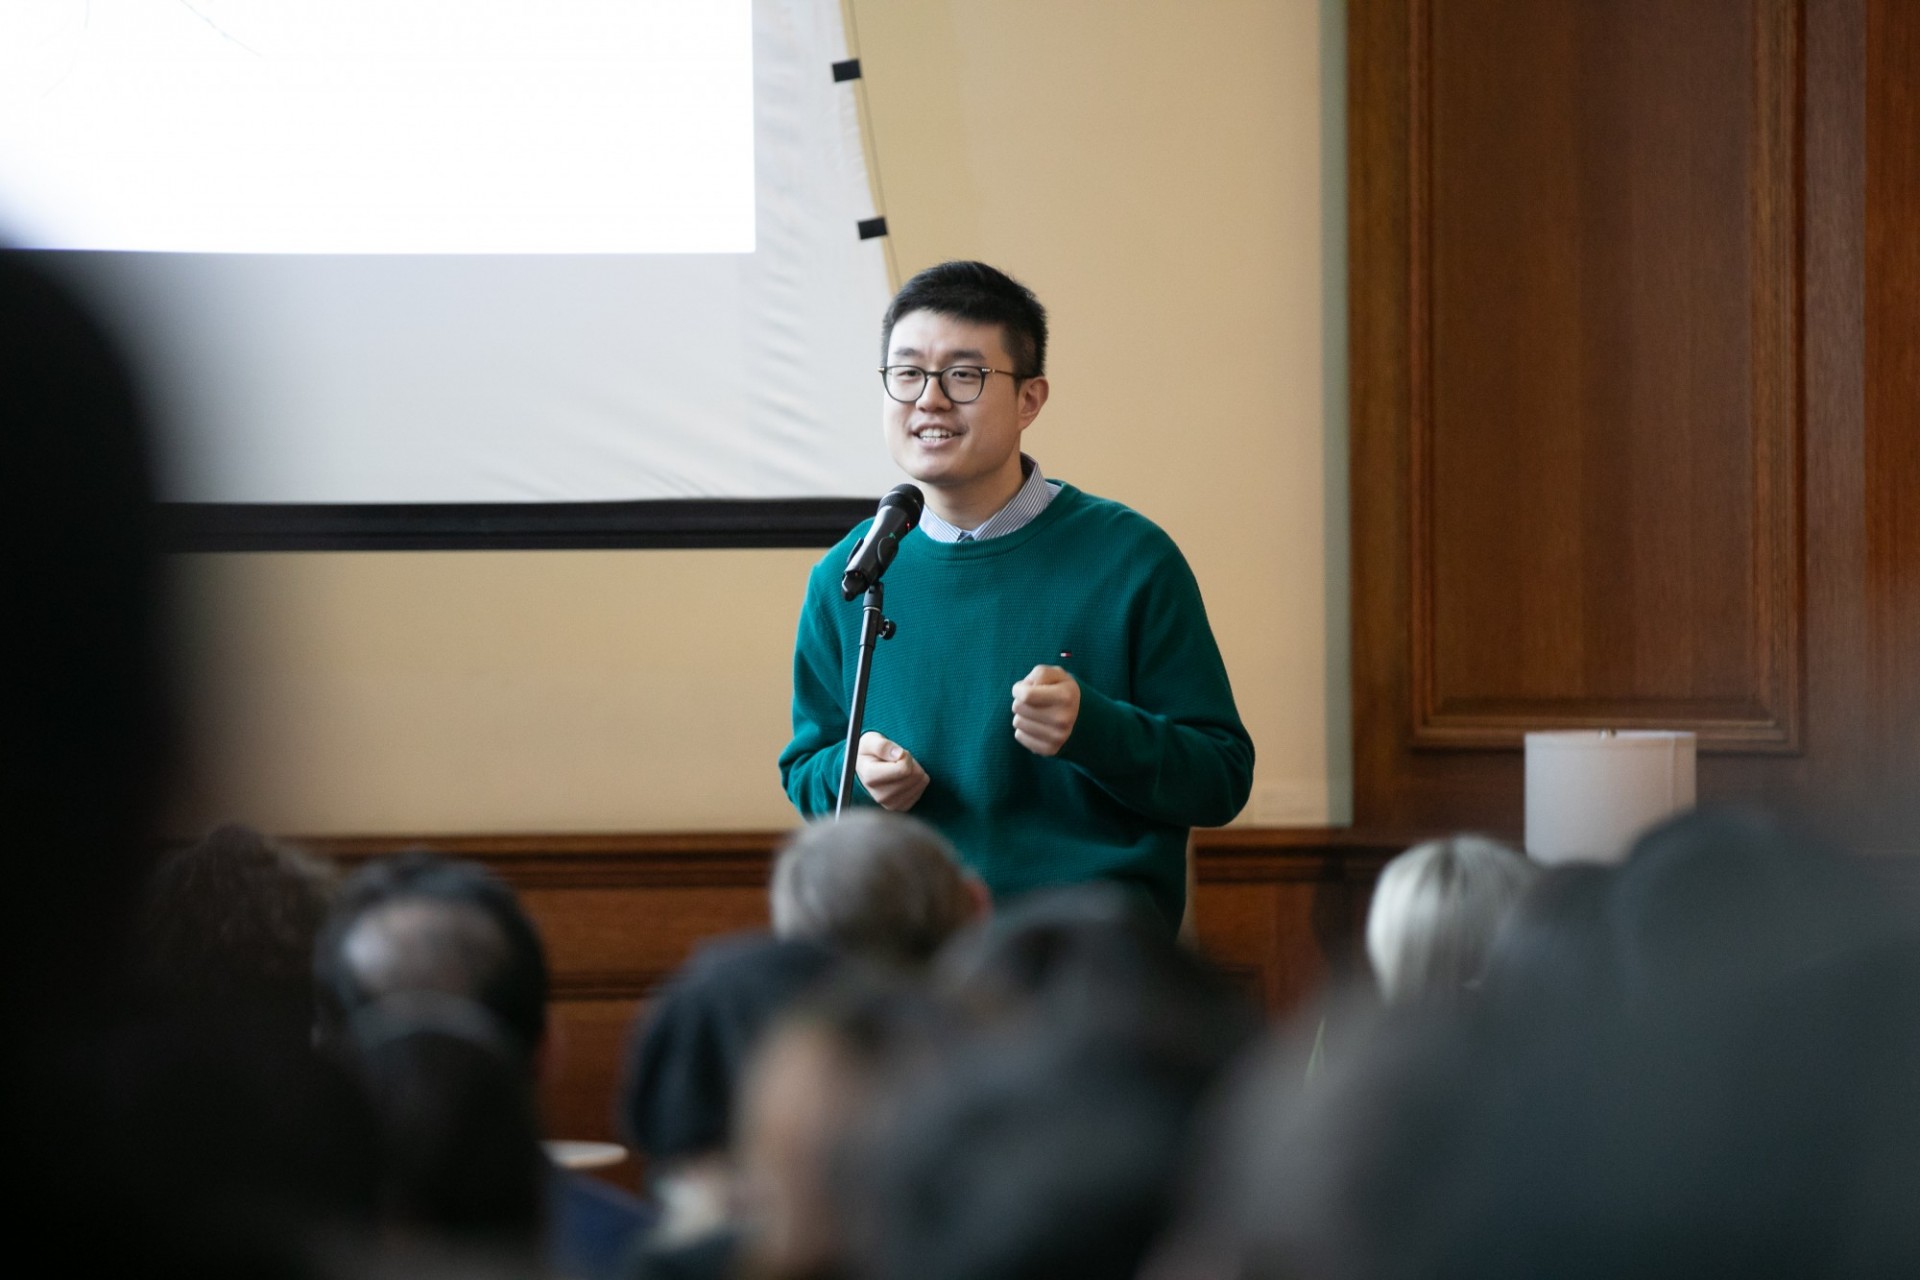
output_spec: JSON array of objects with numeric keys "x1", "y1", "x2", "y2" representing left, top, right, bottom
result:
[
  {"x1": 1366, "y1": 834, "x2": 1536, "y2": 1006},
  {"x1": 736, "y1": 976, "x2": 948, "y2": 1280},
  {"x1": 863, "y1": 1032, "x2": 1193, "y2": 1280},
  {"x1": 314, "y1": 852, "x2": 549, "y2": 1059},
  {"x1": 1168, "y1": 998, "x2": 1473, "y2": 1280},
  {"x1": 771, "y1": 811, "x2": 983, "y2": 967},
  {"x1": 622, "y1": 932, "x2": 840, "y2": 1252},
  {"x1": 138, "y1": 822, "x2": 340, "y2": 1046},
  {"x1": 347, "y1": 992, "x2": 547, "y2": 1259},
  {"x1": 312, "y1": 856, "x2": 556, "y2": 1268},
  {"x1": 1480, "y1": 861, "x2": 1617, "y2": 1013},
  {"x1": 939, "y1": 883, "x2": 1262, "y2": 1098},
  {"x1": 1, "y1": 250, "x2": 176, "y2": 1023},
  {"x1": 20, "y1": 1013, "x2": 384, "y2": 1278},
  {"x1": 1608, "y1": 806, "x2": 1888, "y2": 999}
]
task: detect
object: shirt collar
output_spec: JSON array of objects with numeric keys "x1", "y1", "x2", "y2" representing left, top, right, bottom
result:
[{"x1": 918, "y1": 455, "x2": 1060, "y2": 543}]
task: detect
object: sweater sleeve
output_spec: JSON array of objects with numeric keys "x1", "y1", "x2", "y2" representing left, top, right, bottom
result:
[
  {"x1": 1055, "y1": 542, "x2": 1254, "y2": 828},
  {"x1": 778, "y1": 558, "x2": 872, "y2": 816}
]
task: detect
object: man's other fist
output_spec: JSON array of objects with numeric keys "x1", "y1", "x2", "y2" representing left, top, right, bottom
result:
[{"x1": 1011, "y1": 664, "x2": 1081, "y2": 757}]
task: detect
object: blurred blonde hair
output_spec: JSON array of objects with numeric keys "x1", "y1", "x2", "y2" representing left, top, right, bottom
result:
[{"x1": 1366, "y1": 835, "x2": 1536, "y2": 1005}]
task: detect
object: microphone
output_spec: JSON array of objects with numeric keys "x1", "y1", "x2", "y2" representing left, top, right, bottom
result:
[{"x1": 842, "y1": 483, "x2": 924, "y2": 599}]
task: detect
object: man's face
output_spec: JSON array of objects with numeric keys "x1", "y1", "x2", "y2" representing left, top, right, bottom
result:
[{"x1": 883, "y1": 309, "x2": 1048, "y2": 517}]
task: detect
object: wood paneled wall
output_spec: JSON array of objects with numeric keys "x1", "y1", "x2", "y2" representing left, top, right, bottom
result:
[
  {"x1": 1350, "y1": 0, "x2": 1917, "y2": 848},
  {"x1": 1415, "y1": 0, "x2": 1801, "y2": 754}
]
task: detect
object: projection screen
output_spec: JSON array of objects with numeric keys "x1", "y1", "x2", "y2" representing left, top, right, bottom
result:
[{"x1": 0, "y1": 0, "x2": 896, "y2": 548}]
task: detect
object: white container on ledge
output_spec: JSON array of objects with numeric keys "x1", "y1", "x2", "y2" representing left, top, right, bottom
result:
[{"x1": 1523, "y1": 730, "x2": 1697, "y2": 866}]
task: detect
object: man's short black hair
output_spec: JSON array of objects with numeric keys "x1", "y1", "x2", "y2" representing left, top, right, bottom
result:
[
  {"x1": 314, "y1": 852, "x2": 549, "y2": 1056},
  {"x1": 881, "y1": 260, "x2": 1049, "y2": 377}
]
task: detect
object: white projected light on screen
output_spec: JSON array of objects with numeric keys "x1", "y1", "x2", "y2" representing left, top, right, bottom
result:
[
  {"x1": 0, "y1": 0, "x2": 753, "y2": 254},
  {"x1": 1, "y1": 0, "x2": 895, "y2": 514}
]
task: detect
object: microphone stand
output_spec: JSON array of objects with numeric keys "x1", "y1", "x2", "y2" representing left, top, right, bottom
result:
[{"x1": 835, "y1": 581, "x2": 897, "y2": 817}]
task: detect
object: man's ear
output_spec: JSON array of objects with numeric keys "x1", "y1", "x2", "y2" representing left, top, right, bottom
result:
[{"x1": 1016, "y1": 376, "x2": 1049, "y2": 429}]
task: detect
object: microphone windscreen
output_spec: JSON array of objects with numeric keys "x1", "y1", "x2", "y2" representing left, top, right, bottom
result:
[{"x1": 881, "y1": 483, "x2": 924, "y2": 520}]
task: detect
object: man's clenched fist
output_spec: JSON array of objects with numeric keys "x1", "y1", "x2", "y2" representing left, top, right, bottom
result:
[
  {"x1": 854, "y1": 730, "x2": 930, "y2": 811},
  {"x1": 1012, "y1": 664, "x2": 1080, "y2": 756}
]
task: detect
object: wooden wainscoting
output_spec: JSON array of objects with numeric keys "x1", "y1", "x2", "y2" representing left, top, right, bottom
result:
[{"x1": 307, "y1": 828, "x2": 1400, "y2": 1170}]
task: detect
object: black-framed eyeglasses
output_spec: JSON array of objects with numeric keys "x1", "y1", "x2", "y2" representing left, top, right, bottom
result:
[{"x1": 878, "y1": 364, "x2": 1021, "y2": 404}]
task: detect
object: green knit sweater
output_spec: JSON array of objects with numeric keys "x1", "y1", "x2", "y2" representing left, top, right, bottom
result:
[{"x1": 779, "y1": 483, "x2": 1254, "y2": 927}]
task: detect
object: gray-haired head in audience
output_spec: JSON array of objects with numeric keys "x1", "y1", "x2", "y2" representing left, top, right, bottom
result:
[
  {"x1": 770, "y1": 811, "x2": 985, "y2": 967},
  {"x1": 313, "y1": 852, "x2": 549, "y2": 1059},
  {"x1": 1366, "y1": 834, "x2": 1537, "y2": 1006}
]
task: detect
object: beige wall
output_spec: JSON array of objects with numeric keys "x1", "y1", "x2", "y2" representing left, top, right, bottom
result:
[{"x1": 171, "y1": 0, "x2": 1349, "y2": 837}]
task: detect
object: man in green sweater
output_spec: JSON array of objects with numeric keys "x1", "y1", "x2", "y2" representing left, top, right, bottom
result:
[{"x1": 778, "y1": 261, "x2": 1252, "y2": 929}]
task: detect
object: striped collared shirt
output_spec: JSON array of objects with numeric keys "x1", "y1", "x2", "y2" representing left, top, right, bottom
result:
[{"x1": 917, "y1": 455, "x2": 1062, "y2": 543}]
